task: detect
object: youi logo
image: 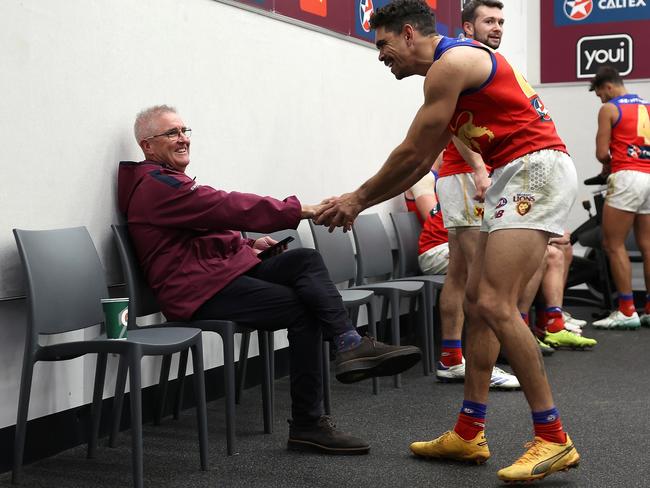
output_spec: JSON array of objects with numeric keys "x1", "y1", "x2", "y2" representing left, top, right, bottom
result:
[
  {"x1": 563, "y1": 0, "x2": 593, "y2": 21},
  {"x1": 360, "y1": 0, "x2": 374, "y2": 33}
]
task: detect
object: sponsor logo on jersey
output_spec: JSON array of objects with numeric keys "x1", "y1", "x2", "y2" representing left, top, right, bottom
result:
[
  {"x1": 532, "y1": 97, "x2": 553, "y2": 121},
  {"x1": 496, "y1": 197, "x2": 508, "y2": 209},
  {"x1": 564, "y1": 0, "x2": 593, "y2": 20},
  {"x1": 495, "y1": 209, "x2": 505, "y2": 219},
  {"x1": 359, "y1": 0, "x2": 374, "y2": 33},
  {"x1": 628, "y1": 144, "x2": 650, "y2": 159}
]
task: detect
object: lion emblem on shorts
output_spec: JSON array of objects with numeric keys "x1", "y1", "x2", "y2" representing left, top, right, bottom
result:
[
  {"x1": 450, "y1": 111, "x2": 494, "y2": 152},
  {"x1": 516, "y1": 201, "x2": 532, "y2": 216}
]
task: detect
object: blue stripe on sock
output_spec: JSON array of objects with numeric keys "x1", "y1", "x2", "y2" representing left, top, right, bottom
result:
[
  {"x1": 545, "y1": 306, "x2": 562, "y2": 314},
  {"x1": 460, "y1": 400, "x2": 487, "y2": 418},
  {"x1": 335, "y1": 330, "x2": 361, "y2": 352},
  {"x1": 442, "y1": 340, "x2": 462, "y2": 349},
  {"x1": 532, "y1": 407, "x2": 560, "y2": 424},
  {"x1": 618, "y1": 293, "x2": 634, "y2": 301}
]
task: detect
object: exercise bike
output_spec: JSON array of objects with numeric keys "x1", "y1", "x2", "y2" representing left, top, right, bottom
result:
[{"x1": 566, "y1": 173, "x2": 642, "y2": 314}]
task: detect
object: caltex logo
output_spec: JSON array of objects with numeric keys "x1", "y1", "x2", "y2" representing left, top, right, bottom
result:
[
  {"x1": 359, "y1": 0, "x2": 374, "y2": 33},
  {"x1": 564, "y1": 0, "x2": 593, "y2": 21}
]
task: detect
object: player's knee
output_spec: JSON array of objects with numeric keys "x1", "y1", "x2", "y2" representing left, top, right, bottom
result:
[
  {"x1": 475, "y1": 295, "x2": 510, "y2": 330},
  {"x1": 546, "y1": 245, "x2": 564, "y2": 268}
]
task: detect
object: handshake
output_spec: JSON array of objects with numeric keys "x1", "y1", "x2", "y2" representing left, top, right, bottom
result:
[{"x1": 301, "y1": 191, "x2": 365, "y2": 232}]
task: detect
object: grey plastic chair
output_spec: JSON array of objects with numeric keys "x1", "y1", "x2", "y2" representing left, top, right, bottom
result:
[
  {"x1": 12, "y1": 227, "x2": 208, "y2": 488},
  {"x1": 247, "y1": 228, "x2": 378, "y2": 407},
  {"x1": 390, "y1": 211, "x2": 446, "y2": 371},
  {"x1": 111, "y1": 225, "x2": 272, "y2": 457},
  {"x1": 350, "y1": 214, "x2": 430, "y2": 384},
  {"x1": 309, "y1": 219, "x2": 419, "y2": 389}
]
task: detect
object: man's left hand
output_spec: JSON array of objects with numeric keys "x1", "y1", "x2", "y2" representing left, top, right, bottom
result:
[{"x1": 253, "y1": 236, "x2": 279, "y2": 256}]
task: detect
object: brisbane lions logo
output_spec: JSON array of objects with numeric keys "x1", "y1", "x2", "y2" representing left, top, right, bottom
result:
[{"x1": 449, "y1": 111, "x2": 494, "y2": 153}]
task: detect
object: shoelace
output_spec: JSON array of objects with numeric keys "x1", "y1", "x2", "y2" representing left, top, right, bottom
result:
[
  {"x1": 513, "y1": 440, "x2": 551, "y2": 465},
  {"x1": 318, "y1": 415, "x2": 337, "y2": 431}
]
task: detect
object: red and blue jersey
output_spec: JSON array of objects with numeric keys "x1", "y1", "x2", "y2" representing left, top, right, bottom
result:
[
  {"x1": 433, "y1": 37, "x2": 567, "y2": 169},
  {"x1": 608, "y1": 94, "x2": 650, "y2": 174}
]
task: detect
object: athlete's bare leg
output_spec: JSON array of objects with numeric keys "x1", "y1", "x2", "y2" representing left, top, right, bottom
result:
[
  {"x1": 542, "y1": 245, "x2": 565, "y2": 308},
  {"x1": 634, "y1": 214, "x2": 650, "y2": 294},
  {"x1": 602, "y1": 204, "x2": 636, "y2": 295},
  {"x1": 438, "y1": 231, "x2": 466, "y2": 343},
  {"x1": 464, "y1": 229, "x2": 554, "y2": 410},
  {"x1": 518, "y1": 249, "x2": 547, "y2": 313},
  {"x1": 456, "y1": 227, "x2": 480, "y2": 270}
]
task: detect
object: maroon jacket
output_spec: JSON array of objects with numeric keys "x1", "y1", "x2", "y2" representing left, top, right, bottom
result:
[{"x1": 117, "y1": 161, "x2": 301, "y2": 320}]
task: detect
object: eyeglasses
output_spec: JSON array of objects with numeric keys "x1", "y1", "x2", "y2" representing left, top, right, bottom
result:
[{"x1": 144, "y1": 127, "x2": 192, "y2": 142}]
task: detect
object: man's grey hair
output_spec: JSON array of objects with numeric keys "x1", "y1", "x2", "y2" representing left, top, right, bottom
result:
[{"x1": 134, "y1": 105, "x2": 177, "y2": 144}]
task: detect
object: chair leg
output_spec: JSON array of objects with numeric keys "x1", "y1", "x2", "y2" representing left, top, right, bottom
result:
[
  {"x1": 268, "y1": 332, "x2": 275, "y2": 405},
  {"x1": 390, "y1": 292, "x2": 402, "y2": 389},
  {"x1": 12, "y1": 355, "x2": 35, "y2": 484},
  {"x1": 419, "y1": 291, "x2": 430, "y2": 376},
  {"x1": 236, "y1": 330, "x2": 251, "y2": 405},
  {"x1": 174, "y1": 349, "x2": 188, "y2": 420},
  {"x1": 154, "y1": 354, "x2": 172, "y2": 426},
  {"x1": 109, "y1": 355, "x2": 128, "y2": 448},
  {"x1": 220, "y1": 325, "x2": 237, "y2": 455},
  {"x1": 379, "y1": 298, "x2": 389, "y2": 342},
  {"x1": 258, "y1": 331, "x2": 273, "y2": 434},
  {"x1": 322, "y1": 341, "x2": 331, "y2": 415},
  {"x1": 190, "y1": 342, "x2": 209, "y2": 470},
  {"x1": 366, "y1": 301, "x2": 379, "y2": 395},
  {"x1": 128, "y1": 353, "x2": 144, "y2": 488},
  {"x1": 88, "y1": 352, "x2": 108, "y2": 459}
]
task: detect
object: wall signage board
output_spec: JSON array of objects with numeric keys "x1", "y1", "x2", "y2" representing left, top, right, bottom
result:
[
  {"x1": 219, "y1": 0, "x2": 462, "y2": 46},
  {"x1": 541, "y1": 0, "x2": 650, "y2": 83}
]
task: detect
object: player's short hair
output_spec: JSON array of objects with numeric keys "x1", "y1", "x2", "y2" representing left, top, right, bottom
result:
[
  {"x1": 370, "y1": 0, "x2": 437, "y2": 36},
  {"x1": 589, "y1": 65, "x2": 624, "y2": 91},
  {"x1": 461, "y1": 0, "x2": 504, "y2": 24}
]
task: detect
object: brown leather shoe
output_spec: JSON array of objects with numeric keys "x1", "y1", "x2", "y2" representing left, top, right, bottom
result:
[
  {"x1": 287, "y1": 416, "x2": 370, "y2": 455},
  {"x1": 334, "y1": 336, "x2": 421, "y2": 384}
]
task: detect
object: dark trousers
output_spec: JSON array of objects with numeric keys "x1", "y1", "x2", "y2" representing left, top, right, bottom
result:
[{"x1": 193, "y1": 248, "x2": 352, "y2": 424}]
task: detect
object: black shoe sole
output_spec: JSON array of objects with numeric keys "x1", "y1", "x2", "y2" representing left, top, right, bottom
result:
[
  {"x1": 335, "y1": 347, "x2": 422, "y2": 384},
  {"x1": 287, "y1": 439, "x2": 370, "y2": 455}
]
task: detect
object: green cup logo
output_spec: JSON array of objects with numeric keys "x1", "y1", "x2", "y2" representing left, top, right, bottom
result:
[{"x1": 119, "y1": 308, "x2": 129, "y2": 328}]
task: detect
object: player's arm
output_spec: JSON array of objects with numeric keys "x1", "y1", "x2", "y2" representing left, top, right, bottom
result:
[
  {"x1": 596, "y1": 103, "x2": 616, "y2": 167},
  {"x1": 451, "y1": 136, "x2": 490, "y2": 201},
  {"x1": 409, "y1": 171, "x2": 437, "y2": 221}
]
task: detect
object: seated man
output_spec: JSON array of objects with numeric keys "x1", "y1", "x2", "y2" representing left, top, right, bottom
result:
[
  {"x1": 117, "y1": 105, "x2": 422, "y2": 455},
  {"x1": 534, "y1": 234, "x2": 596, "y2": 348},
  {"x1": 404, "y1": 167, "x2": 450, "y2": 274}
]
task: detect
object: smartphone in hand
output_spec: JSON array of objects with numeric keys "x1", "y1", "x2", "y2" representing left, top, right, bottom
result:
[{"x1": 257, "y1": 236, "x2": 295, "y2": 259}]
